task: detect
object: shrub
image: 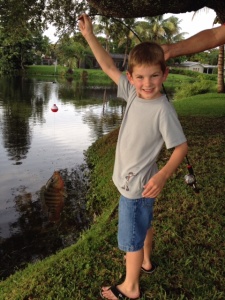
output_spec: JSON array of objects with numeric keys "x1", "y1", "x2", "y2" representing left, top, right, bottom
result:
[
  {"x1": 169, "y1": 68, "x2": 217, "y2": 81},
  {"x1": 174, "y1": 77, "x2": 216, "y2": 100}
]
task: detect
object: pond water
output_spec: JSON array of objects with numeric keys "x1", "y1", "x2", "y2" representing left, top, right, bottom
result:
[{"x1": 0, "y1": 76, "x2": 125, "y2": 279}]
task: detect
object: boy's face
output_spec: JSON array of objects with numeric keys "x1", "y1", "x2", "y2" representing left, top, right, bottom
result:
[{"x1": 127, "y1": 64, "x2": 169, "y2": 100}]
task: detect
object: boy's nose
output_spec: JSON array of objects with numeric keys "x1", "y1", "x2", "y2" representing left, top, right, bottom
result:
[{"x1": 144, "y1": 77, "x2": 152, "y2": 86}]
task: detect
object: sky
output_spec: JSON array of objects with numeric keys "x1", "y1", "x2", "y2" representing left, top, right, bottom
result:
[
  {"x1": 44, "y1": 8, "x2": 217, "y2": 42},
  {"x1": 165, "y1": 8, "x2": 217, "y2": 38}
]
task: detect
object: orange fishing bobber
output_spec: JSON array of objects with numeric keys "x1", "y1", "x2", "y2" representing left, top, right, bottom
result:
[{"x1": 51, "y1": 104, "x2": 58, "y2": 112}]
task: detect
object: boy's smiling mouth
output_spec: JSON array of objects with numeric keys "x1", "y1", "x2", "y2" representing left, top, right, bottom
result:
[
  {"x1": 143, "y1": 88, "x2": 153, "y2": 91},
  {"x1": 142, "y1": 87, "x2": 154, "y2": 94}
]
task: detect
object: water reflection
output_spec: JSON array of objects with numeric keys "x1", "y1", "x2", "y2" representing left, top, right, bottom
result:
[
  {"x1": 0, "y1": 77, "x2": 33, "y2": 163},
  {"x1": 0, "y1": 76, "x2": 125, "y2": 279},
  {"x1": 0, "y1": 167, "x2": 91, "y2": 279}
]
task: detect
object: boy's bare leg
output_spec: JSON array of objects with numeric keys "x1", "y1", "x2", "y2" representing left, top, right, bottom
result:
[
  {"x1": 123, "y1": 227, "x2": 154, "y2": 270},
  {"x1": 142, "y1": 227, "x2": 154, "y2": 270},
  {"x1": 101, "y1": 250, "x2": 143, "y2": 299}
]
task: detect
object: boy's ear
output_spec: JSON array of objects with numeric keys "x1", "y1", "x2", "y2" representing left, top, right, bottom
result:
[{"x1": 126, "y1": 71, "x2": 134, "y2": 84}]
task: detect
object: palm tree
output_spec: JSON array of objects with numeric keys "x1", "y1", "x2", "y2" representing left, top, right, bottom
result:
[
  {"x1": 115, "y1": 15, "x2": 186, "y2": 69},
  {"x1": 93, "y1": 16, "x2": 116, "y2": 52},
  {"x1": 217, "y1": 44, "x2": 225, "y2": 93},
  {"x1": 134, "y1": 20, "x2": 153, "y2": 42},
  {"x1": 136, "y1": 15, "x2": 186, "y2": 44},
  {"x1": 94, "y1": 17, "x2": 141, "y2": 70},
  {"x1": 112, "y1": 18, "x2": 141, "y2": 69},
  {"x1": 92, "y1": 15, "x2": 186, "y2": 71},
  {"x1": 213, "y1": 17, "x2": 225, "y2": 93},
  {"x1": 163, "y1": 16, "x2": 187, "y2": 43}
]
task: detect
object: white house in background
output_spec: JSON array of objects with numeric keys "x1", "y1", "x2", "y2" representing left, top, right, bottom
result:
[
  {"x1": 174, "y1": 61, "x2": 218, "y2": 74},
  {"x1": 202, "y1": 64, "x2": 218, "y2": 74}
]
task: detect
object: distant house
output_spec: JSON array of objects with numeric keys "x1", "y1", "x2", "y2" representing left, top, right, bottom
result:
[
  {"x1": 41, "y1": 55, "x2": 56, "y2": 65},
  {"x1": 175, "y1": 61, "x2": 204, "y2": 72},
  {"x1": 174, "y1": 61, "x2": 218, "y2": 74},
  {"x1": 111, "y1": 54, "x2": 128, "y2": 71},
  {"x1": 80, "y1": 53, "x2": 128, "y2": 70},
  {"x1": 202, "y1": 64, "x2": 218, "y2": 74}
]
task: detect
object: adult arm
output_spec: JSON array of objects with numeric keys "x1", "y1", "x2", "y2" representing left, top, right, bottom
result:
[
  {"x1": 79, "y1": 14, "x2": 121, "y2": 85},
  {"x1": 162, "y1": 25, "x2": 225, "y2": 60},
  {"x1": 142, "y1": 142, "x2": 188, "y2": 198}
]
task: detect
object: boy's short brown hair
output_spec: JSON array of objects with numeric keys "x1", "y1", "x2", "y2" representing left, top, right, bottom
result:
[{"x1": 127, "y1": 42, "x2": 166, "y2": 74}]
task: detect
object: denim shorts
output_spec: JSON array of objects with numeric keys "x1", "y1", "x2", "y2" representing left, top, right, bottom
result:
[{"x1": 118, "y1": 195, "x2": 155, "y2": 252}]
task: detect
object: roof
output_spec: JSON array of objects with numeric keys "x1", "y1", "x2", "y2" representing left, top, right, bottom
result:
[
  {"x1": 178, "y1": 61, "x2": 202, "y2": 67},
  {"x1": 177, "y1": 61, "x2": 218, "y2": 69},
  {"x1": 110, "y1": 54, "x2": 128, "y2": 59},
  {"x1": 202, "y1": 64, "x2": 217, "y2": 68}
]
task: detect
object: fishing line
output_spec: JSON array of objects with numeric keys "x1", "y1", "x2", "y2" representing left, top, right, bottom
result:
[{"x1": 51, "y1": 103, "x2": 59, "y2": 170}]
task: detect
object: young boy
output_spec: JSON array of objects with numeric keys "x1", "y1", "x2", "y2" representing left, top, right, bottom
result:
[{"x1": 79, "y1": 14, "x2": 188, "y2": 300}]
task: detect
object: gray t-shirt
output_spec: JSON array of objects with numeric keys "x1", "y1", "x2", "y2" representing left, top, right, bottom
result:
[{"x1": 112, "y1": 74, "x2": 187, "y2": 199}]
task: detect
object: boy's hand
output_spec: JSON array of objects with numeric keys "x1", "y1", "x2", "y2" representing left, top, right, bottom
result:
[
  {"x1": 143, "y1": 142, "x2": 188, "y2": 198},
  {"x1": 78, "y1": 14, "x2": 93, "y2": 38},
  {"x1": 142, "y1": 171, "x2": 167, "y2": 198}
]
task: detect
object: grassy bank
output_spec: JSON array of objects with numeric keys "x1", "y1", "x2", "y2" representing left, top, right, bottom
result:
[
  {"x1": 24, "y1": 65, "x2": 218, "y2": 95},
  {"x1": 0, "y1": 75, "x2": 225, "y2": 299},
  {"x1": 24, "y1": 65, "x2": 114, "y2": 85}
]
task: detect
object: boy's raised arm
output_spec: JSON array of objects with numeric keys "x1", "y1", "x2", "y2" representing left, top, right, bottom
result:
[{"x1": 79, "y1": 14, "x2": 121, "y2": 85}]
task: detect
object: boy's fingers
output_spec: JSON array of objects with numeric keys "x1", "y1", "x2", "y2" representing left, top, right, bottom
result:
[{"x1": 78, "y1": 13, "x2": 87, "y2": 22}]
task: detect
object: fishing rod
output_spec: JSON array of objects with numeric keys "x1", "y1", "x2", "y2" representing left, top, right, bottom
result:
[
  {"x1": 184, "y1": 156, "x2": 200, "y2": 193},
  {"x1": 162, "y1": 84, "x2": 200, "y2": 194},
  {"x1": 78, "y1": 13, "x2": 200, "y2": 194}
]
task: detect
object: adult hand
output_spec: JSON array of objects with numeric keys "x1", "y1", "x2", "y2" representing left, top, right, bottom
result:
[{"x1": 161, "y1": 44, "x2": 171, "y2": 61}]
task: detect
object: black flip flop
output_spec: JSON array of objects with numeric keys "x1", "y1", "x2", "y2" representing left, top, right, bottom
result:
[
  {"x1": 141, "y1": 262, "x2": 157, "y2": 274},
  {"x1": 100, "y1": 285, "x2": 143, "y2": 299}
]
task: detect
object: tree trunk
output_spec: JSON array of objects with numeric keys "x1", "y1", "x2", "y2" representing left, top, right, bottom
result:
[
  {"x1": 87, "y1": 0, "x2": 225, "y2": 20},
  {"x1": 217, "y1": 45, "x2": 225, "y2": 93}
]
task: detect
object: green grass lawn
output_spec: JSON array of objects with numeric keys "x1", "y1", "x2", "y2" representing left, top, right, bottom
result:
[
  {"x1": 173, "y1": 93, "x2": 225, "y2": 117},
  {"x1": 25, "y1": 65, "x2": 67, "y2": 76},
  {"x1": 24, "y1": 65, "x2": 115, "y2": 85},
  {"x1": 1, "y1": 70, "x2": 225, "y2": 299}
]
